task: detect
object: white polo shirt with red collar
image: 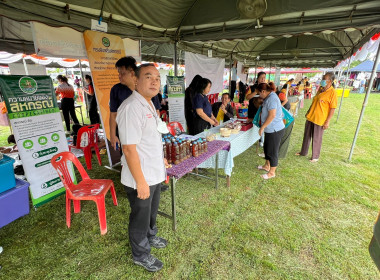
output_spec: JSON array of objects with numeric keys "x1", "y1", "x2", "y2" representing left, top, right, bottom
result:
[{"x1": 116, "y1": 90, "x2": 166, "y2": 189}]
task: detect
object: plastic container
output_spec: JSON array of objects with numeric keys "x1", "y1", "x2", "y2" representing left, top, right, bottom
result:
[
  {"x1": 336, "y1": 88, "x2": 350, "y2": 97},
  {"x1": 0, "y1": 154, "x2": 16, "y2": 194},
  {"x1": 0, "y1": 178, "x2": 30, "y2": 228},
  {"x1": 237, "y1": 108, "x2": 248, "y2": 118}
]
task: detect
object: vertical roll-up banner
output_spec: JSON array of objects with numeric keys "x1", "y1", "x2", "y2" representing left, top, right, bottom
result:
[
  {"x1": 167, "y1": 76, "x2": 187, "y2": 131},
  {"x1": 83, "y1": 30, "x2": 126, "y2": 167},
  {"x1": 0, "y1": 75, "x2": 67, "y2": 207}
]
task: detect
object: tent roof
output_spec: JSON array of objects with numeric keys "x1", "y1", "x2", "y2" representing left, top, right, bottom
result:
[
  {"x1": 1, "y1": 0, "x2": 380, "y2": 67},
  {"x1": 349, "y1": 60, "x2": 380, "y2": 72}
]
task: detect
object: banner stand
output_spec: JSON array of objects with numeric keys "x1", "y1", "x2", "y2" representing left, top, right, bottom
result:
[
  {"x1": 83, "y1": 30, "x2": 126, "y2": 168},
  {"x1": 0, "y1": 75, "x2": 70, "y2": 207}
]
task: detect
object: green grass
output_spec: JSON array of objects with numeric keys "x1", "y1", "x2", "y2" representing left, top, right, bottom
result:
[{"x1": 1, "y1": 93, "x2": 380, "y2": 279}]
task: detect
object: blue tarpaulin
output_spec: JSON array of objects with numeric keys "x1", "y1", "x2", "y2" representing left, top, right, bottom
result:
[{"x1": 350, "y1": 60, "x2": 380, "y2": 72}]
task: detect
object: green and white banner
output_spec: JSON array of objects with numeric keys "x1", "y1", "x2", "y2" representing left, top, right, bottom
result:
[
  {"x1": 0, "y1": 75, "x2": 67, "y2": 207},
  {"x1": 166, "y1": 76, "x2": 185, "y2": 95},
  {"x1": 166, "y1": 76, "x2": 186, "y2": 131}
]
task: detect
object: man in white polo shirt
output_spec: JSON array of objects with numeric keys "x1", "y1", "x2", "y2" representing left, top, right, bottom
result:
[{"x1": 116, "y1": 63, "x2": 168, "y2": 272}]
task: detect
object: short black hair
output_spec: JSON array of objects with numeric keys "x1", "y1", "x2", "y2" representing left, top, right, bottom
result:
[
  {"x1": 7, "y1": 134, "x2": 15, "y2": 144},
  {"x1": 85, "y1": 74, "x2": 92, "y2": 82},
  {"x1": 222, "y1": 92, "x2": 230, "y2": 98},
  {"x1": 115, "y1": 56, "x2": 137, "y2": 72},
  {"x1": 135, "y1": 63, "x2": 156, "y2": 78},
  {"x1": 195, "y1": 78, "x2": 212, "y2": 94}
]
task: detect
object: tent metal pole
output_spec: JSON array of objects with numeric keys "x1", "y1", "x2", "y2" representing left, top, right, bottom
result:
[
  {"x1": 79, "y1": 60, "x2": 89, "y2": 118},
  {"x1": 336, "y1": 53, "x2": 353, "y2": 122},
  {"x1": 254, "y1": 60, "x2": 257, "y2": 82},
  {"x1": 228, "y1": 53, "x2": 232, "y2": 95},
  {"x1": 174, "y1": 41, "x2": 178, "y2": 76},
  {"x1": 348, "y1": 44, "x2": 380, "y2": 161},
  {"x1": 22, "y1": 58, "x2": 28, "y2": 75}
]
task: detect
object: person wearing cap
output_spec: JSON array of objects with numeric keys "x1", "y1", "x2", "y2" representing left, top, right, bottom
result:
[{"x1": 116, "y1": 63, "x2": 168, "y2": 272}]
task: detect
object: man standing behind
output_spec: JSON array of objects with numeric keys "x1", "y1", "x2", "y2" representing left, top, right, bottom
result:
[
  {"x1": 116, "y1": 64, "x2": 167, "y2": 272},
  {"x1": 109, "y1": 56, "x2": 137, "y2": 151},
  {"x1": 109, "y1": 57, "x2": 161, "y2": 151}
]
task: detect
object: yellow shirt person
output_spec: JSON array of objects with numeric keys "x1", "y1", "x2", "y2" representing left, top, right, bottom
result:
[{"x1": 306, "y1": 86, "x2": 337, "y2": 126}]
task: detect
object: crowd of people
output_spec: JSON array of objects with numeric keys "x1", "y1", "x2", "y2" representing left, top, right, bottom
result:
[{"x1": 52, "y1": 56, "x2": 338, "y2": 272}]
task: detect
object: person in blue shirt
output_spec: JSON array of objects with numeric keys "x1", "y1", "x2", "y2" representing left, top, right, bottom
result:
[
  {"x1": 192, "y1": 78, "x2": 218, "y2": 135},
  {"x1": 257, "y1": 82, "x2": 285, "y2": 179},
  {"x1": 109, "y1": 56, "x2": 161, "y2": 151}
]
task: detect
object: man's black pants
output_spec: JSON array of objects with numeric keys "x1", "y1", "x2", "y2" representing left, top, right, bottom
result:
[{"x1": 125, "y1": 183, "x2": 161, "y2": 261}]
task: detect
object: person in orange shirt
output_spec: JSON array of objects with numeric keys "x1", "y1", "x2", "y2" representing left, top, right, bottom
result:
[
  {"x1": 296, "y1": 72, "x2": 337, "y2": 162},
  {"x1": 56, "y1": 75, "x2": 80, "y2": 132}
]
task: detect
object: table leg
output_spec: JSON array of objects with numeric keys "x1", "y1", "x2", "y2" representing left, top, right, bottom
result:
[
  {"x1": 171, "y1": 177, "x2": 177, "y2": 231},
  {"x1": 226, "y1": 175, "x2": 230, "y2": 188},
  {"x1": 215, "y1": 153, "x2": 219, "y2": 189}
]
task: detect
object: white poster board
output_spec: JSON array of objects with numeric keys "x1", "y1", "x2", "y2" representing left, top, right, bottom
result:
[{"x1": 168, "y1": 96, "x2": 186, "y2": 131}]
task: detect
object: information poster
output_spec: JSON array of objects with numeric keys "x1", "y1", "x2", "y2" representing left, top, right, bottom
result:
[
  {"x1": 83, "y1": 30, "x2": 126, "y2": 167},
  {"x1": 167, "y1": 76, "x2": 186, "y2": 131},
  {"x1": 0, "y1": 75, "x2": 67, "y2": 207}
]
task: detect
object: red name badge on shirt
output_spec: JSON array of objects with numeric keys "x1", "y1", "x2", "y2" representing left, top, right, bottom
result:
[{"x1": 146, "y1": 114, "x2": 153, "y2": 118}]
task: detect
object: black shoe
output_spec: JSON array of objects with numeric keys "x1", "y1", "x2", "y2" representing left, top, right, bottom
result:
[
  {"x1": 149, "y1": 236, "x2": 168, "y2": 249},
  {"x1": 160, "y1": 184, "x2": 169, "y2": 192},
  {"x1": 133, "y1": 254, "x2": 163, "y2": 272}
]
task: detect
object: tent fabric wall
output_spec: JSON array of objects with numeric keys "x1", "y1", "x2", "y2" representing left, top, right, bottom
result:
[
  {"x1": 349, "y1": 61, "x2": 380, "y2": 73},
  {"x1": 1, "y1": 1, "x2": 380, "y2": 67},
  {"x1": 185, "y1": 52, "x2": 225, "y2": 94}
]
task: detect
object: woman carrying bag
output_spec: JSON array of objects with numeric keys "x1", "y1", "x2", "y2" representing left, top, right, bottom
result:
[{"x1": 256, "y1": 82, "x2": 285, "y2": 180}]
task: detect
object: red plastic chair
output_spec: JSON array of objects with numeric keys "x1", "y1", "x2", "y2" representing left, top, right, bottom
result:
[
  {"x1": 51, "y1": 151, "x2": 118, "y2": 235},
  {"x1": 160, "y1": 110, "x2": 168, "y2": 123},
  {"x1": 69, "y1": 124, "x2": 101, "y2": 170},
  {"x1": 304, "y1": 88, "x2": 312, "y2": 99},
  {"x1": 207, "y1": 93, "x2": 219, "y2": 105},
  {"x1": 167, "y1": 121, "x2": 185, "y2": 136}
]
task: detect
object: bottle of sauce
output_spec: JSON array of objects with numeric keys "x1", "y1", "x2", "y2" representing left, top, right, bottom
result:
[
  {"x1": 178, "y1": 140, "x2": 183, "y2": 163},
  {"x1": 192, "y1": 140, "x2": 198, "y2": 157},
  {"x1": 166, "y1": 140, "x2": 172, "y2": 164},
  {"x1": 171, "y1": 140, "x2": 177, "y2": 164},
  {"x1": 162, "y1": 140, "x2": 167, "y2": 160}
]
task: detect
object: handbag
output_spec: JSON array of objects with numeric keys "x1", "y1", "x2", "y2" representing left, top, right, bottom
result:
[
  {"x1": 252, "y1": 106, "x2": 262, "y2": 128},
  {"x1": 253, "y1": 106, "x2": 294, "y2": 128},
  {"x1": 282, "y1": 107, "x2": 294, "y2": 128}
]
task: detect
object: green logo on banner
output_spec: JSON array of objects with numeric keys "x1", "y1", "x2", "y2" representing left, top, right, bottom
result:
[
  {"x1": 51, "y1": 133, "x2": 60, "y2": 142},
  {"x1": 38, "y1": 136, "x2": 48, "y2": 145},
  {"x1": 23, "y1": 139, "x2": 33, "y2": 149},
  {"x1": 102, "y1": 37, "x2": 110, "y2": 47},
  {"x1": 32, "y1": 147, "x2": 58, "y2": 159},
  {"x1": 41, "y1": 177, "x2": 61, "y2": 189},
  {"x1": 19, "y1": 77, "x2": 38, "y2": 94}
]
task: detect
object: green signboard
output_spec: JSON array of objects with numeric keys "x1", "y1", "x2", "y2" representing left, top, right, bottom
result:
[{"x1": 0, "y1": 75, "x2": 69, "y2": 207}]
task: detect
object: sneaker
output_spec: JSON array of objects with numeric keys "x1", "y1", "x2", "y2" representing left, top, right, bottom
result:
[
  {"x1": 133, "y1": 254, "x2": 163, "y2": 272},
  {"x1": 149, "y1": 236, "x2": 168, "y2": 249}
]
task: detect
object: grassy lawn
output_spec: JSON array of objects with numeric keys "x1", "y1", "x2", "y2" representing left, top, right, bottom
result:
[{"x1": 0, "y1": 93, "x2": 379, "y2": 279}]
